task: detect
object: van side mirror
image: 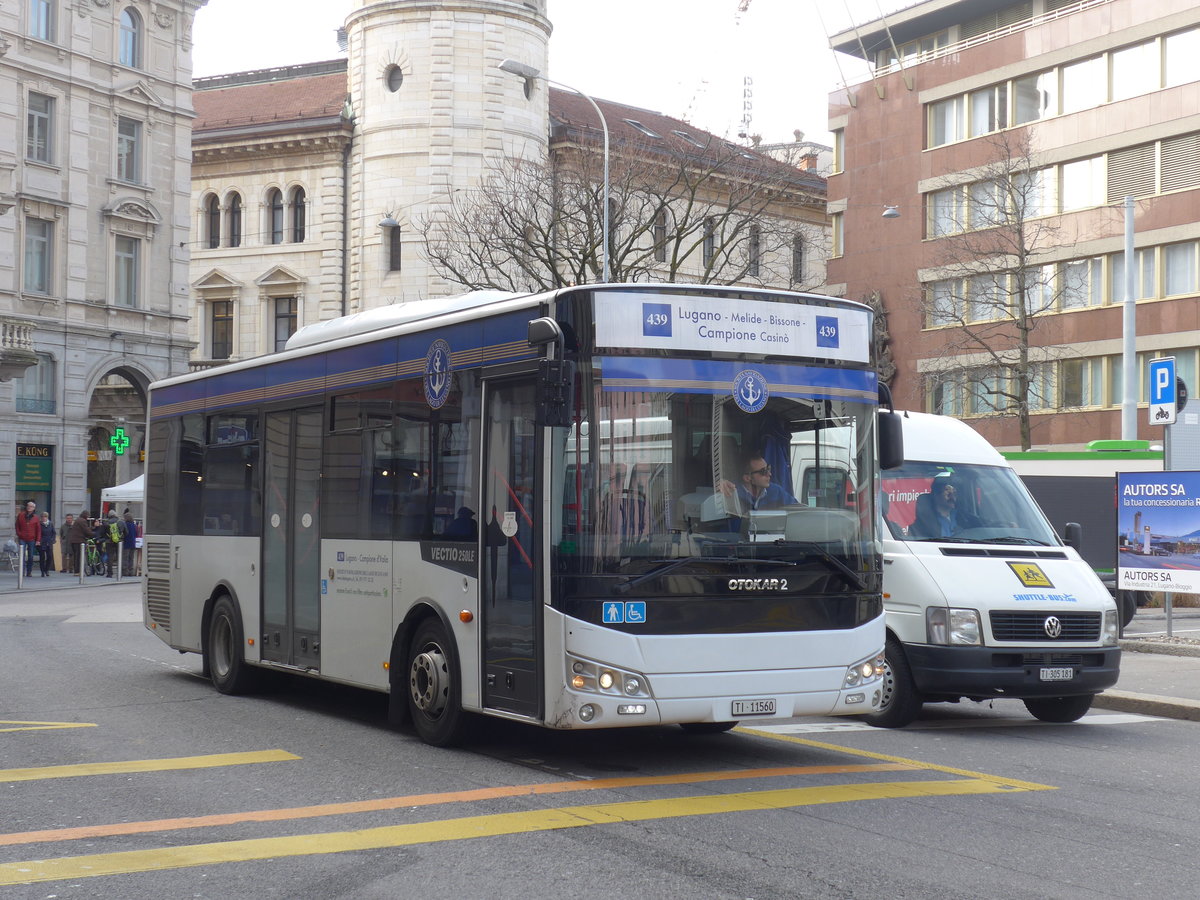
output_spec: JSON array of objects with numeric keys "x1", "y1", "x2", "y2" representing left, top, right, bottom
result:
[
  {"x1": 1063, "y1": 522, "x2": 1082, "y2": 550},
  {"x1": 878, "y1": 410, "x2": 904, "y2": 470}
]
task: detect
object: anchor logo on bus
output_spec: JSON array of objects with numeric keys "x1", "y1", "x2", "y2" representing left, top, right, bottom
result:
[
  {"x1": 424, "y1": 339, "x2": 452, "y2": 409},
  {"x1": 732, "y1": 369, "x2": 769, "y2": 413}
]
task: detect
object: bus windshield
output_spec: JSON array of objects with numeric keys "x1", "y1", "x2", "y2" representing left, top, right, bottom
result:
[
  {"x1": 882, "y1": 462, "x2": 1060, "y2": 545},
  {"x1": 551, "y1": 374, "x2": 877, "y2": 595}
]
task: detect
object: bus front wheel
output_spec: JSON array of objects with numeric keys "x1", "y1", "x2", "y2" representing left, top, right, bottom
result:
[
  {"x1": 206, "y1": 595, "x2": 258, "y2": 695},
  {"x1": 407, "y1": 618, "x2": 469, "y2": 747}
]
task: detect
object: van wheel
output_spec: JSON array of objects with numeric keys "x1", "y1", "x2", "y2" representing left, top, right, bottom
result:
[
  {"x1": 1023, "y1": 694, "x2": 1093, "y2": 723},
  {"x1": 1118, "y1": 591, "x2": 1138, "y2": 630},
  {"x1": 407, "y1": 618, "x2": 470, "y2": 746},
  {"x1": 862, "y1": 637, "x2": 923, "y2": 728},
  {"x1": 206, "y1": 595, "x2": 258, "y2": 695}
]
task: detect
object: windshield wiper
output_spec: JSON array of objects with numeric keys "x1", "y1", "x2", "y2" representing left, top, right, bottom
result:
[
  {"x1": 976, "y1": 536, "x2": 1053, "y2": 546},
  {"x1": 614, "y1": 556, "x2": 796, "y2": 594},
  {"x1": 788, "y1": 542, "x2": 866, "y2": 591}
]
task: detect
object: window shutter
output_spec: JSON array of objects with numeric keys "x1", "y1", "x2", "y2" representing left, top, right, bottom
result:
[
  {"x1": 1161, "y1": 132, "x2": 1200, "y2": 193},
  {"x1": 1107, "y1": 143, "x2": 1156, "y2": 199}
]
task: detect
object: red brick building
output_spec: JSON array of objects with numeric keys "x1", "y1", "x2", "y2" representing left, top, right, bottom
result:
[{"x1": 828, "y1": 0, "x2": 1200, "y2": 449}]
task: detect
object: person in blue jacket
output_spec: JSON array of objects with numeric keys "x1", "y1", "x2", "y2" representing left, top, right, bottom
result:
[{"x1": 723, "y1": 453, "x2": 799, "y2": 512}]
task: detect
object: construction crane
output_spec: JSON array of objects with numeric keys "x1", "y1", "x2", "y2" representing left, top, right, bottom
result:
[{"x1": 735, "y1": 0, "x2": 754, "y2": 139}]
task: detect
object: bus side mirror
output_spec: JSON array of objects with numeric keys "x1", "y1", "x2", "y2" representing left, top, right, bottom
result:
[
  {"x1": 528, "y1": 316, "x2": 575, "y2": 427},
  {"x1": 878, "y1": 410, "x2": 904, "y2": 470},
  {"x1": 1063, "y1": 522, "x2": 1082, "y2": 550}
]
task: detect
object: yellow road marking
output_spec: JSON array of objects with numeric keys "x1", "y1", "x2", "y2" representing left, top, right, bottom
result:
[
  {"x1": 0, "y1": 720, "x2": 96, "y2": 734},
  {"x1": 0, "y1": 778, "x2": 1023, "y2": 885},
  {"x1": 0, "y1": 750, "x2": 300, "y2": 784},
  {"x1": 0, "y1": 763, "x2": 913, "y2": 847},
  {"x1": 736, "y1": 727, "x2": 1057, "y2": 792}
]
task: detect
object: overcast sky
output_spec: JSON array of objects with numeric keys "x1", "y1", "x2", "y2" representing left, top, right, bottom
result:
[{"x1": 191, "y1": 0, "x2": 880, "y2": 147}]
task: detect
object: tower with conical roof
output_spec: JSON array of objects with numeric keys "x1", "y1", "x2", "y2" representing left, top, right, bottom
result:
[{"x1": 343, "y1": 0, "x2": 551, "y2": 308}]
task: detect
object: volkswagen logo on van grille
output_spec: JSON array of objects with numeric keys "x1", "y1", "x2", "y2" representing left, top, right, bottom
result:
[{"x1": 1043, "y1": 616, "x2": 1063, "y2": 638}]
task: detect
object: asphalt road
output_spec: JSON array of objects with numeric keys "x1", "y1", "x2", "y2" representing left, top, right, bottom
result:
[{"x1": 5, "y1": 586, "x2": 1200, "y2": 899}]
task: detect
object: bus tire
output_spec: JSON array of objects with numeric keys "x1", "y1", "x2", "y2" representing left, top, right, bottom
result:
[
  {"x1": 1023, "y1": 693, "x2": 1093, "y2": 723},
  {"x1": 407, "y1": 617, "x2": 469, "y2": 747},
  {"x1": 861, "y1": 636, "x2": 923, "y2": 728},
  {"x1": 680, "y1": 721, "x2": 737, "y2": 735},
  {"x1": 206, "y1": 595, "x2": 258, "y2": 695}
]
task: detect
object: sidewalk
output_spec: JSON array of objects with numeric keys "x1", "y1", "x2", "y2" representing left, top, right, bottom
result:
[{"x1": 0, "y1": 566, "x2": 140, "y2": 593}]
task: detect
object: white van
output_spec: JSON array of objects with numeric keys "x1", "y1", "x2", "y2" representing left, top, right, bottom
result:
[{"x1": 868, "y1": 411, "x2": 1120, "y2": 727}]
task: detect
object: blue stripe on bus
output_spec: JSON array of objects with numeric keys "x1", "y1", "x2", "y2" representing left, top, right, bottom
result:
[
  {"x1": 151, "y1": 312, "x2": 536, "y2": 419},
  {"x1": 597, "y1": 357, "x2": 878, "y2": 401}
]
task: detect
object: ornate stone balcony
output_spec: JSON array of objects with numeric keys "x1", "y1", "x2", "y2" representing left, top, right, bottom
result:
[{"x1": 0, "y1": 318, "x2": 38, "y2": 382}]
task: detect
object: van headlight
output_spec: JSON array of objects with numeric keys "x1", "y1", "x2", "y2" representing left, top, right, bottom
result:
[
  {"x1": 927, "y1": 607, "x2": 981, "y2": 645},
  {"x1": 1102, "y1": 609, "x2": 1118, "y2": 647}
]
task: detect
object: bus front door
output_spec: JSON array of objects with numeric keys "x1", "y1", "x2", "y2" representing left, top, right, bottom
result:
[
  {"x1": 480, "y1": 377, "x2": 541, "y2": 719},
  {"x1": 261, "y1": 407, "x2": 321, "y2": 671}
]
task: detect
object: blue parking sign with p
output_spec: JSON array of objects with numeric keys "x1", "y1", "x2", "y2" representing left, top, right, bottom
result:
[{"x1": 1149, "y1": 357, "x2": 1177, "y2": 425}]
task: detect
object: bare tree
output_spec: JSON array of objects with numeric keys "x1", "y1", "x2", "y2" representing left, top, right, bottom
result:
[
  {"x1": 418, "y1": 134, "x2": 827, "y2": 293},
  {"x1": 922, "y1": 130, "x2": 1081, "y2": 450}
]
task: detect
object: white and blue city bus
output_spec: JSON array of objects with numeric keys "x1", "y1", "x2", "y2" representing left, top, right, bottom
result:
[{"x1": 143, "y1": 284, "x2": 900, "y2": 745}]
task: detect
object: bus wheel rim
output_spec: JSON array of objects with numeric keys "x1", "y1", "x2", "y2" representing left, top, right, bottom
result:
[{"x1": 410, "y1": 646, "x2": 448, "y2": 717}]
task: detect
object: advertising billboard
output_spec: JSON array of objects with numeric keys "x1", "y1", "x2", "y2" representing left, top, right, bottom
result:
[{"x1": 1117, "y1": 470, "x2": 1200, "y2": 593}]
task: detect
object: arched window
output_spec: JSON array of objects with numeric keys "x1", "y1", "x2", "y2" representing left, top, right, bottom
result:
[
  {"x1": 267, "y1": 188, "x2": 284, "y2": 245},
  {"x1": 205, "y1": 194, "x2": 220, "y2": 249},
  {"x1": 227, "y1": 192, "x2": 242, "y2": 248},
  {"x1": 289, "y1": 186, "x2": 306, "y2": 243},
  {"x1": 118, "y1": 8, "x2": 141, "y2": 68}
]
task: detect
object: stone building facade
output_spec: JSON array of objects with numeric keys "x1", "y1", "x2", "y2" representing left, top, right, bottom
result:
[
  {"x1": 0, "y1": 0, "x2": 206, "y2": 520},
  {"x1": 188, "y1": 0, "x2": 828, "y2": 364}
]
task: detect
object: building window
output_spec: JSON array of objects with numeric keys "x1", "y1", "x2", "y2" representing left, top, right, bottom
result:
[
  {"x1": 929, "y1": 96, "x2": 964, "y2": 147},
  {"x1": 968, "y1": 84, "x2": 1006, "y2": 138},
  {"x1": 928, "y1": 279, "x2": 963, "y2": 327},
  {"x1": 832, "y1": 129, "x2": 844, "y2": 174},
  {"x1": 1165, "y1": 28, "x2": 1200, "y2": 88},
  {"x1": 1061, "y1": 56, "x2": 1106, "y2": 114},
  {"x1": 211, "y1": 301, "x2": 233, "y2": 360},
  {"x1": 702, "y1": 218, "x2": 715, "y2": 266},
  {"x1": 388, "y1": 225, "x2": 402, "y2": 272},
  {"x1": 28, "y1": 0, "x2": 53, "y2": 41},
  {"x1": 929, "y1": 375, "x2": 964, "y2": 416},
  {"x1": 1111, "y1": 247, "x2": 1155, "y2": 301},
  {"x1": 118, "y1": 7, "x2": 142, "y2": 68},
  {"x1": 1060, "y1": 358, "x2": 1102, "y2": 408},
  {"x1": 1059, "y1": 157, "x2": 1105, "y2": 212},
  {"x1": 653, "y1": 209, "x2": 667, "y2": 263},
  {"x1": 227, "y1": 193, "x2": 242, "y2": 248},
  {"x1": 927, "y1": 187, "x2": 962, "y2": 237},
  {"x1": 274, "y1": 297, "x2": 297, "y2": 351},
  {"x1": 747, "y1": 225, "x2": 760, "y2": 277},
  {"x1": 205, "y1": 194, "x2": 221, "y2": 249},
  {"x1": 791, "y1": 234, "x2": 804, "y2": 284},
  {"x1": 267, "y1": 189, "x2": 284, "y2": 245},
  {"x1": 14, "y1": 353, "x2": 57, "y2": 415},
  {"x1": 1013, "y1": 71, "x2": 1057, "y2": 124},
  {"x1": 116, "y1": 117, "x2": 142, "y2": 183},
  {"x1": 1111, "y1": 40, "x2": 1159, "y2": 103},
  {"x1": 290, "y1": 187, "x2": 306, "y2": 242},
  {"x1": 26, "y1": 93, "x2": 54, "y2": 164},
  {"x1": 1164, "y1": 241, "x2": 1198, "y2": 296},
  {"x1": 1060, "y1": 258, "x2": 1103, "y2": 310},
  {"x1": 114, "y1": 235, "x2": 140, "y2": 307},
  {"x1": 23, "y1": 218, "x2": 53, "y2": 295},
  {"x1": 831, "y1": 212, "x2": 843, "y2": 257}
]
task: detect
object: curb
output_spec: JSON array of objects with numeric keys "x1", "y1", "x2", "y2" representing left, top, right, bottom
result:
[
  {"x1": 1093, "y1": 689, "x2": 1200, "y2": 722},
  {"x1": 1119, "y1": 638, "x2": 1200, "y2": 658}
]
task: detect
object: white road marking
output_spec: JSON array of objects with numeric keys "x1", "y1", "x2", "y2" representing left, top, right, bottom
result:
[{"x1": 754, "y1": 711, "x2": 1163, "y2": 734}]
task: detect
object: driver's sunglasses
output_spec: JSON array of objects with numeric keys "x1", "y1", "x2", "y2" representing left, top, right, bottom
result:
[{"x1": 750, "y1": 465, "x2": 772, "y2": 476}]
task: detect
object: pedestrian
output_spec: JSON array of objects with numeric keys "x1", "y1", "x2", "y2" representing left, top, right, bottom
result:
[
  {"x1": 59, "y1": 513, "x2": 74, "y2": 572},
  {"x1": 38, "y1": 512, "x2": 56, "y2": 577},
  {"x1": 14, "y1": 499, "x2": 39, "y2": 579},
  {"x1": 68, "y1": 510, "x2": 94, "y2": 575},
  {"x1": 122, "y1": 509, "x2": 137, "y2": 576},
  {"x1": 103, "y1": 511, "x2": 125, "y2": 577}
]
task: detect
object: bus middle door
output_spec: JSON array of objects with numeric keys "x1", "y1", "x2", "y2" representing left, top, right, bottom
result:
[
  {"x1": 261, "y1": 406, "x2": 321, "y2": 672},
  {"x1": 480, "y1": 376, "x2": 542, "y2": 719}
]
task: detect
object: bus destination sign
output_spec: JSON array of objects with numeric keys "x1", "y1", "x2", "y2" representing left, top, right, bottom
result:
[{"x1": 594, "y1": 291, "x2": 870, "y2": 363}]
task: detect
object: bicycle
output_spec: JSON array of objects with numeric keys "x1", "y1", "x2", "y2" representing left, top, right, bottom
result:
[{"x1": 82, "y1": 539, "x2": 106, "y2": 577}]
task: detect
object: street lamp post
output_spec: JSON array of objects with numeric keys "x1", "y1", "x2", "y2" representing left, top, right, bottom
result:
[{"x1": 498, "y1": 58, "x2": 610, "y2": 283}]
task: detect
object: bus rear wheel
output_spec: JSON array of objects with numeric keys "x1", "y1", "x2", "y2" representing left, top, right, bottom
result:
[
  {"x1": 680, "y1": 722, "x2": 737, "y2": 735},
  {"x1": 407, "y1": 618, "x2": 469, "y2": 747},
  {"x1": 206, "y1": 595, "x2": 258, "y2": 695}
]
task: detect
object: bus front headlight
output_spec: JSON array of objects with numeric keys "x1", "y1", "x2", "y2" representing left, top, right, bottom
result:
[{"x1": 927, "y1": 607, "x2": 982, "y2": 646}]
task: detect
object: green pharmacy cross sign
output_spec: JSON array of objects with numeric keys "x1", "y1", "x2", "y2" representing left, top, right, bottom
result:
[{"x1": 110, "y1": 427, "x2": 130, "y2": 456}]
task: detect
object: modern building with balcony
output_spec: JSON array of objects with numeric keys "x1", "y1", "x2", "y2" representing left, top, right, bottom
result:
[{"x1": 827, "y1": 0, "x2": 1200, "y2": 450}]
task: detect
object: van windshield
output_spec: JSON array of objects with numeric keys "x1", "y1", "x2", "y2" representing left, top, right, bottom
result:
[{"x1": 882, "y1": 462, "x2": 1060, "y2": 545}]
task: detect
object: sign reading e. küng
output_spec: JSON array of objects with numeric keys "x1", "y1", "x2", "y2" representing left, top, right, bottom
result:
[{"x1": 1117, "y1": 470, "x2": 1200, "y2": 593}]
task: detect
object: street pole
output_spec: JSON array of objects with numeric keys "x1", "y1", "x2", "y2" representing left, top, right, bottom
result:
[{"x1": 1122, "y1": 195, "x2": 1136, "y2": 440}]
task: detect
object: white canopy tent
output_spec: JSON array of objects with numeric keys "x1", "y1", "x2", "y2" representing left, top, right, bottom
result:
[{"x1": 101, "y1": 474, "x2": 144, "y2": 505}]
